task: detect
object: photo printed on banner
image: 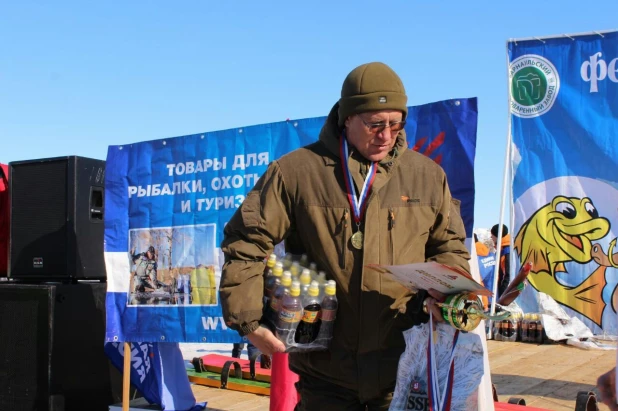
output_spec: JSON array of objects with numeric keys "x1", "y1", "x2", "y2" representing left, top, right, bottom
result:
[{"x1": 127, "y1": 224, "x2": 218, "y2": 306}]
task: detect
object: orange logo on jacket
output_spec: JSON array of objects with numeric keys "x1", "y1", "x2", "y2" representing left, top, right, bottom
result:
[{"x1": 401, "y1": 196, "x2": 420, "y2": 203}]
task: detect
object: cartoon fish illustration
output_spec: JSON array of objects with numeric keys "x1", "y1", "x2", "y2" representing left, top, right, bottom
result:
[{"x1": 514, "y1": 196, "x2": 613, "y2": 326}]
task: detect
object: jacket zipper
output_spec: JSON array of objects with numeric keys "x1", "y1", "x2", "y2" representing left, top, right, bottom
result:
[
  {"x1": 389, "y1": 207, "x2": 402, "y2": 319},
  {"x1": 388, "y1": 208, "x2": 396, "y2": 265},
  {"x1": 340, "y1": 209, "x2": 349, "y2": 269}
]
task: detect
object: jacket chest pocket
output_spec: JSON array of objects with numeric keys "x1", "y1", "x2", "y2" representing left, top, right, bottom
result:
[
  {"x1": 385, "y1": 204, "x2": 436, "y2": 265},
  {"x1": 296, "y1": 205, "x2": 350, "y2": 272}
]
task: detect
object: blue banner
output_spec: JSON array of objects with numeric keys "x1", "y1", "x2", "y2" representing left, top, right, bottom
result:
[
  {"x1": 509, "y1": 31, "x2": 618, "y2": 334},
  {"x1": 105, "y1": 97, "x2": 477, "y2": 343}
]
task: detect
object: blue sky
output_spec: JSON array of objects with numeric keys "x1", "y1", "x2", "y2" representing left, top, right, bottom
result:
[{"x1": 2, "y1": 1, "x2": 617, "y2": 230}]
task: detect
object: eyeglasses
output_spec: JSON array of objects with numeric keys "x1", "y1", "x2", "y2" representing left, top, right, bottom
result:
[{"x1": 359, "y1": 116, "x2": 406, "y2": 134}]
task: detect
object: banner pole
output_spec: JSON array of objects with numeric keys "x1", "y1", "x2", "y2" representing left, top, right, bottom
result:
[
  {"x1": 123, "y1": 342, "x2": 131, "y2": 411},
  {"x1": 489, "y1": 42, "x2": 514, "y2": 334}
]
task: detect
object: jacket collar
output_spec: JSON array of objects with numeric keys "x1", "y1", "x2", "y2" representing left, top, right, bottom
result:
[
  {"x1": 500, "y1": 234, "x2": 511, "y2": 248},
  {"x1": 318, "y1": 102, "x2": 407, "y2": 171}
]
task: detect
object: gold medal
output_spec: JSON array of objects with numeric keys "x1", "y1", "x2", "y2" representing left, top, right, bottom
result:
[
  {"x1": 340, "y1": 137, "x2": 376, "y2": 252},
  {"x1": 351, "y1": 231, "x2": 363, "y2": 250}
]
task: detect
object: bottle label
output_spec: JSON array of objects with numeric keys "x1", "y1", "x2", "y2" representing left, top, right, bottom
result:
[
  {"x1": 279, "y1": 309, "x2": 302, "y2": 323},
  {"x1": 321, "y1": 309, "x2": 337, "y2": 321},
  {"x1": 270, "y1": 298, "x2": 280, "y2": 311},
  {"x1": 301, "y1": 310, "x2": 320, "y2": 323}
]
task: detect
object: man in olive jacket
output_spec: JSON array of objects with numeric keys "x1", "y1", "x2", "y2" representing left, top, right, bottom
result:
[{"x1": 220, "y1": 62, "x2": 470, "y2": 410}]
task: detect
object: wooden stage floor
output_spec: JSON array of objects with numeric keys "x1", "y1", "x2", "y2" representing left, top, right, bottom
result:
[{"x1": 191, "y1": 340, "x2": 615, "y2": 411}]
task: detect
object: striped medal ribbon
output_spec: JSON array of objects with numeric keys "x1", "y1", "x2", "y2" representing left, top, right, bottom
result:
[
  {"x1": 427, "y1": 312, "x2": 460, "y2": 411},
  {"x1": 339, "y1": 135, "x2": 377, "y2": 250}
]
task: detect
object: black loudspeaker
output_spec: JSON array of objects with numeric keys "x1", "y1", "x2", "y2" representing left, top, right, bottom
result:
[
  {"x1": 9, "y1": 156, "x2": 106, "y2": 280},
  {"x1": 0, "y1": 282, "x2": 121, "y2": 411}
]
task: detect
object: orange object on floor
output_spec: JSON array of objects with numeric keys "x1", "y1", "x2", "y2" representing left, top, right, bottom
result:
[{"x1": 269, "y1": 353, "x2": 299, "y2": 411}]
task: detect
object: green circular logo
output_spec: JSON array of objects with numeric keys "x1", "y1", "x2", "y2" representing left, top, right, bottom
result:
[
  {"x1": 510, "y1": 54, "x2": 560, "y2": 118},
  {"x1": 511, "y1": 66, "x2": 547, "y2": 106}
]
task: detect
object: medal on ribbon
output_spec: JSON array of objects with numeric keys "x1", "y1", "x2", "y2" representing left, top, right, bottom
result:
[{"x1": 340, "y1": 135, "x2": 377, "y2": 250}]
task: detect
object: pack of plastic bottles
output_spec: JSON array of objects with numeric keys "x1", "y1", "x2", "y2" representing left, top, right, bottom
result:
[
  {"x1": 262, "y1": 253, "x2": 338, "y2": 352},
  {"x1": 520, "y1": 313, "x2": 544, "y2": 343},
  {"x1": 492, "y1": 316, "x2": 519, "y2": 342},
  {"x1": 490, "y1": 312, "x2": 545, "y2": 343}
]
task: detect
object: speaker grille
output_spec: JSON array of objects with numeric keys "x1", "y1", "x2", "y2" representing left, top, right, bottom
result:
[
  {"x1": 0, "y1": 284, "x2": 118, "y2": 410},
  {"x1": 11, "y1": 159, "x2": 68, "y2": 276},
  {"x1": 0, "y1": 294, "x2": 47, "y2": 410}
]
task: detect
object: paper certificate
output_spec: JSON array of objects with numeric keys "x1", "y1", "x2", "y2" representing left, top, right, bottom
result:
[{"x1": 366, "y1": 262, "x2": 492, "y2": 297}]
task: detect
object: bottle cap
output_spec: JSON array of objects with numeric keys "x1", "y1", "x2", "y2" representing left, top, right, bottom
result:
[
  {"x1": 325, "y1": 280, "x2": 336, "y2": 295},
  {"x1": 300, "y1": 269, "x2": 311, "y2": 285},
  {"x1": 290, "y1": 262, "x2": 301, "y2": 277},
  {"x1": 308, "y1": 281, "x2": 320, "y2": 297},
  {"x1": 281, "y1": 271, "x2": 292, "y2": 286},
  {"x1": 290, "y1": 280, "x2": 301, "y2": 297},
  {"x1": 266, "y1": 253, "x2": 277, "y2": 268},
  {"x1": 273, "y1": 262, "x2": 283, "y2": 277},
  {"x1": 282, "y1": 253, "x2": 293, "y2": 268}
]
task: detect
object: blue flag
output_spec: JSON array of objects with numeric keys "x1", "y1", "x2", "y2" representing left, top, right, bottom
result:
[
  {"x1": 104, "y1": 97, "x2": 478, "y2": 343},
  {"x1": 478, "y1": 253, "x2": 497, "y2": 296},
  {"x1": 104, "y1": 342, "x2": 205, "y2": 411},
  {"x1": 509, "y1": 31, "x2": 618, "y2": 334}
]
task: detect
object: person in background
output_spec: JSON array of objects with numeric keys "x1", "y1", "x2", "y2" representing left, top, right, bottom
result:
[
  {"x1": 131, "y1": 245, "x2": 160, "y2": 292},
  {"x1": 232, "y1": 341, "x2": 260, "y2": 361},
  {"x1": 474, "y1": 233, "x2": 493, "y2": 309},
  {"x1": 474, "y1": 233, "x2": 488, "y2": 256},
  {"x1": 491, "y1": 224, "x2": 511, "y2": 298}
]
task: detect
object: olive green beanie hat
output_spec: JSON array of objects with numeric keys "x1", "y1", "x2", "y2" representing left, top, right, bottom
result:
[{"x1": 338, "y1": 62, "x2": 408, "y2": 127}]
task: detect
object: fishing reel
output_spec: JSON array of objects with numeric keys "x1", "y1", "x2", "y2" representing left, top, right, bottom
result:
[{"x1": 436, "y1": 292, "x2": 511, "y2": 332}]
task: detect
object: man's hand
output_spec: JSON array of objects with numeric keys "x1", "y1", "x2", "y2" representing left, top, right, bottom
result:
[
  {"x1": 246, "y1": 326, "x2": 286, "y2": 356},
  {"x1": 597, "y1": 367, "x2": 618, "y2": 410},
  {"x1": 424, "y1": 288, "x2": 447, "y2": 323}
]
